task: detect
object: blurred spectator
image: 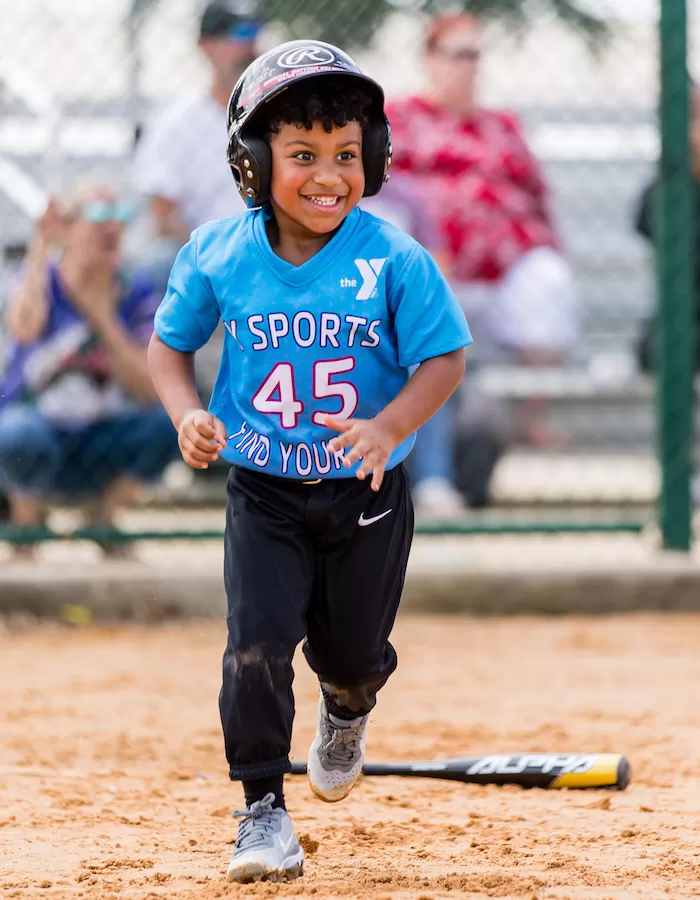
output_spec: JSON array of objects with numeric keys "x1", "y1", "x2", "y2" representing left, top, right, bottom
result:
[
  {"x1": 132, "y1": 1, "x2": 262, "y2": 289},
  {"x1": 0, "y1": 186, "x2": 178, "y2": 556},
  {"x1": 387, "y1": 13, "x2": 579, "y2": 446},
  {"x1": 362, "y1": 177, "x2": 464, "y2": 516},
  {"x1": 361, "y1": 176, "x2": 451, "y2": 272},
  {"x1": 362, "y1": 177, "x2": 504, "y2": 515},
  {"x1": 635, "y1": 83, "x2": 700, "y2": 372}
]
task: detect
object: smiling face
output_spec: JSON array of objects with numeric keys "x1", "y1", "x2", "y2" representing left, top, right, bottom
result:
[{"x1": 267, "y1": 120, "x2": 365, "y2": 237}]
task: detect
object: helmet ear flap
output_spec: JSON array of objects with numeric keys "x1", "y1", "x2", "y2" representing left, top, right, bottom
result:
[
  {"x1": 227, "y1": 133, "x2": 273, "y2": 208},
  {"x1": 361, "y1": 119, "x2": 392, "y2": 198}
]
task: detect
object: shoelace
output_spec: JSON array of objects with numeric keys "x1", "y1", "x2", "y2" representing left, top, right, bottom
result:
[
  {"x1": 231, "y1": 792, "x2": 278, "y2": 852},
  {"x1": 319, "y1": 721, "x2": 362, "y2": 765}
]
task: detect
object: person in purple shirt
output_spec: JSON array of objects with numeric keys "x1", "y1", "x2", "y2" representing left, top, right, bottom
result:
[{"x1": 0, "y1": 186, "x2": 178, "y2": 555}]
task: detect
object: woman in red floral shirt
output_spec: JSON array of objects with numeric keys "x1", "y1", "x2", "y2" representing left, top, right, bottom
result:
[{"x1": 387, "y1": 13, "x2": 579, "y2": 442}]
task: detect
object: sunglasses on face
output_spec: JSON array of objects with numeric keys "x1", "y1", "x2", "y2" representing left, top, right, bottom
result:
[
  {"x1": 78, "y1": 200, "x2": 134, "y2": 224},
  {"x1": 434, "y1": 47, "x2": 481, "y2": 63}
]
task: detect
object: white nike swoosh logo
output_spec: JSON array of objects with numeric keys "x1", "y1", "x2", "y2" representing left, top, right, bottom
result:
[
  {"x1": 358, "y1": 509, "x2": 392, "y2": 527},
  {"x1": 280, "y1": 831, "x2": 299, "y2": 857}
]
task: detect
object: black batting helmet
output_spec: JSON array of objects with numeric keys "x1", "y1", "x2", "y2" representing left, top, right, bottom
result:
[{"x1": 226, "y1": 40, "x2": 392, "y2": 208}]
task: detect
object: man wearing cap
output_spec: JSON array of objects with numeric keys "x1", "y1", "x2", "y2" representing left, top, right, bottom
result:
[{"x1": 133, "y1": 2, "x2": 262, "y2": 283}]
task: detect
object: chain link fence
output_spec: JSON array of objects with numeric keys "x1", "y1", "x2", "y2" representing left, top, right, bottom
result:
[{"x1": 0, "y1": 0, "x2": 692, "y2": 550}]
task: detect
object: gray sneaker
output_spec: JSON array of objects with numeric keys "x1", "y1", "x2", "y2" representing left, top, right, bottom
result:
[
  {"x1": 308, "y1": 691, "x2": 369, "y2": 802},
  {"x1": 226, "y1": 793, "x2": 304, "y2": 883}
]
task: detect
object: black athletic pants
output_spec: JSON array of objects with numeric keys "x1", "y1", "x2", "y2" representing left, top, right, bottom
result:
[{"x1": 219, "y1": 463, "x2": 414, "y2": 781}]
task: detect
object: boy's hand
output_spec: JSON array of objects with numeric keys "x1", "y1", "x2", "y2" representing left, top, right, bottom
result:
[
  {"x1": 325, "y1": 415, "x2": 399, "y2": 492},
  {"x1": 178, "y1": 409, "x2": 227, "y2": 470}
]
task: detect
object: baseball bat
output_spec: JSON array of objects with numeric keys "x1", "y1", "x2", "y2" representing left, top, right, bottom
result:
[{"x1": 290, "y1": 753, "x2": 630, "y2": 790}]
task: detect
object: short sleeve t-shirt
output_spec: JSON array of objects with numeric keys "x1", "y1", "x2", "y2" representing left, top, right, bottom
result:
[
  {"x1": 0, "y1": 264, "x2": 159, "y2": 427},
  {"x1": 155, "y1": 206, "x2": 472, "y2": 480},
  {"x1": 133, "y1": 91, "x2": 246, "y2": 229}
]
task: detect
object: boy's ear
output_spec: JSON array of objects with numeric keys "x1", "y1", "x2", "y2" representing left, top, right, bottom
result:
[
  {"x1": 362, "y1": 119, "x2": 392, "y2": 197},
  {"x1": 228, "y1": 134, "x2": 273, "y2": 207}
]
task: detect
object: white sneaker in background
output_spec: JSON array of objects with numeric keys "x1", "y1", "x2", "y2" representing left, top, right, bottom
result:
[{"x1": 413, "y1": 477, "x2": 467, "y2": 520}]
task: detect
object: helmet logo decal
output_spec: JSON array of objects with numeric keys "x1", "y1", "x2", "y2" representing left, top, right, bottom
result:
[
  {"x1": 227, "y1": 41, "x2": 388, "y2": 204},
  {"x1": 277, "y1": 46, "x2": 336, "y2": 68}
]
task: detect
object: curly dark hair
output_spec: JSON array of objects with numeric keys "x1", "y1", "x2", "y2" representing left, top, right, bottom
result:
[{"x1": 251, "y1": 78, "x2": 372, "y2": 139}]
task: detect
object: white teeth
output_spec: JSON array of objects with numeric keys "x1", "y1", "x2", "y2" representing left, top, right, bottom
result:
[{"x1": 305, "y1": 196, "x2": 341, "y2": 207}]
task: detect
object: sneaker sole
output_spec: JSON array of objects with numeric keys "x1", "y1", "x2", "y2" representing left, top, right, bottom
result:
[
  {"x1": 226, "y1": 862, "x2": 303, "y2": 884},
  {"x1": 308, "y1": 771, "x2": 360, "y2": 803}
]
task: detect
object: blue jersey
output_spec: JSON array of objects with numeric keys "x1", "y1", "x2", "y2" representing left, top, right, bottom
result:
[{"x1": 155, "y1": 205, "x2": 472, "y2": 479}]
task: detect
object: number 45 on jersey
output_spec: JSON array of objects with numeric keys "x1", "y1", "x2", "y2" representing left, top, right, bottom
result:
[{"x1": 252, "y1": 358, "x2": 358, "y2": 429}]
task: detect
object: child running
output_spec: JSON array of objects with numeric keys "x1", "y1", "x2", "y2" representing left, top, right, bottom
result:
[{"x1": 148, "y1": 39, "x2": 472, "y2": 884}]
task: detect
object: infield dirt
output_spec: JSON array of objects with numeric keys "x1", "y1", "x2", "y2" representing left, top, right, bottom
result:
[{"x1": 1, "y1": 613, "x2": 699, "y2": 899}]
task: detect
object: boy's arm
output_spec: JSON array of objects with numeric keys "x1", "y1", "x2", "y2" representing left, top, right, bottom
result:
[
  {"x1": 148, "y1": 333, "x2": 227, "y2": 469},
  {"x1": 327, "y1": 243, "x2": 471, "y2": 490},
  {"x1": 327, "y1": 349, "x2": 466, "y2": 491},
  {"x1": 374, "y1": 348, "x2": 465, "y2": 444},
  {"x1": 147, "y1": 234, "x2": 219, "y2": 435},
  {"x1": 147, "y1": 230, "x2": 225, "y2": 466},
  {"x1": 147, "y1": 334, "x2": 201, "y2": 430}
]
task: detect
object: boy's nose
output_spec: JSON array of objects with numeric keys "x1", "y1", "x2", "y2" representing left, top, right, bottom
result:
[{"x1": 312, "y1": 168, "x2": 342, "y2": 187}]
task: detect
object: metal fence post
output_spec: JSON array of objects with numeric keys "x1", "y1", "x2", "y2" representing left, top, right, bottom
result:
[{"x1": 657, "y1": 0, "x2": 695, "y2": 550}]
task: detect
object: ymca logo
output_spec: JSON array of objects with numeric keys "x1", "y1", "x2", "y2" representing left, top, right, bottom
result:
[
  {"x1": 277, "y1": 47, "x2": 336, "y2": 68},
  {"x1": 351, "y1": 258, "x2": 386, "y2": 300}
]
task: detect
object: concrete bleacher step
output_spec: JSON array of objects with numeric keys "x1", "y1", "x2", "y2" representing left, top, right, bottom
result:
[
  {"x1": 475, "y1": 366, "x2": 700, "y2": 452},
  {"x1": 144, "y1": 450, "x2": 660, "y2": 510},
  {"x1": 490, "y1": 452, "x2": 658, "y2": 505}
]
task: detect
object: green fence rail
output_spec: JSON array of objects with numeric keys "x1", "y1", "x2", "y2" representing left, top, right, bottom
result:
[{"x1": 0, "y1": 518, "x2": 649, "y2": 544}]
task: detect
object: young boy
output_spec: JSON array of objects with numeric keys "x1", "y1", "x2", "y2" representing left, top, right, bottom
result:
[{"x1": 148, "y1": 40, "x2": 472, "y2": 884}]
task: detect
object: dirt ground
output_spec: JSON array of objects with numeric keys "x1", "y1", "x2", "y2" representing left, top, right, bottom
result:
[{"x1": 1, "y1": 613, "x2": 700, "y2": 900}]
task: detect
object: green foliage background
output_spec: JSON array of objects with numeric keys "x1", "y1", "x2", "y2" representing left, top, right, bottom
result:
[
  {"x1": 259, "y1": 0, "x2": 607, "y2": 49},
  {"x1": 131, "y1": 0, "x2": 608, "y2": 51}
]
